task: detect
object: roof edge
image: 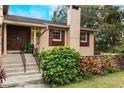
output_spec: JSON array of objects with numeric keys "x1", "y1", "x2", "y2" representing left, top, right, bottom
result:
[{"x1": 81, "y1": 27, "x2": 97, "y2": 32}]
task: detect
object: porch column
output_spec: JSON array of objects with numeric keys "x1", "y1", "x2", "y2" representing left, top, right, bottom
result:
[
  {"x1": 0, "y1": 26, "x2": 2, "y2": 55},
  {"x1": 3, "y1": 24, "x2": 7, "y2": 55},
  {"x1": 33, "y1": 30, "x2": 36, "y2": 48},
  {"x1": 31, "y1": 27, "x2": 37, "y2": 48}
]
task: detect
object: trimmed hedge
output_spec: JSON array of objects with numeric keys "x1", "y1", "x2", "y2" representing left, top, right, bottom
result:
[{"x1": 39, "y1": 46, "x2": 82, "y2": 87}]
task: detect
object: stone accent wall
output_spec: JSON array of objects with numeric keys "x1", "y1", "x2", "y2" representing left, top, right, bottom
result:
[{"x1": 81, "y1": 55, "x2": 124, "y2": 69}]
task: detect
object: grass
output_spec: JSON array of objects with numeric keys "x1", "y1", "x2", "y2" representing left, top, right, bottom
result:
[{"x1": 60, "y1": 70, "x2": 124, "y2": 88}]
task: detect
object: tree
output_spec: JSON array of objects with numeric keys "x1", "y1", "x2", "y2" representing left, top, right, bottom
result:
[
  {"x1": 98, "y1": 5, "x2": 124, "y2": 26},
  {"x1": 52, "y1": 5, "x2": 124, "y2": 28},
  {"x1": 52, "y1": 6, "x2": 67, "y2": 23},
  {"x1": 95, "y1": 24, "x2": 123, "y2": 53},
  {"x1": 95, "y1": 6, "x2": 124, "y2": 53},
  {"x1": 52, "y1": 5, "x2": 101, "y2": 28},
  {"x1": 80, "y1": 5, "x2": 101, "y2": 28}
]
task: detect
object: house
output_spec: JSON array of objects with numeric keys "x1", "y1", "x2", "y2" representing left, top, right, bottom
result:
[{"x1": 0, "y1": 5, "x2": 96, "y2": 56}]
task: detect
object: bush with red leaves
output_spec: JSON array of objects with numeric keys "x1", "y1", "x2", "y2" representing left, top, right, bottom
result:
[
  {"x1": 0, "y1": 66, "x2": 6, "y2": 84},
  {"x1": 79, "y1": 56, "x2": 102, "y2": 78},
  {"x1": 79, "y1": 55, "x2": 119, "y2": 78}
]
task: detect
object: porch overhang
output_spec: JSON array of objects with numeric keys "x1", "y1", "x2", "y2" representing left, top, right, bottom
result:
[
  {"x1": 3, "y1": 20, "x2": 47, "y2": 27},
  {"x1": 48, "y1": 24, "x2": 69, "y2": 30}
]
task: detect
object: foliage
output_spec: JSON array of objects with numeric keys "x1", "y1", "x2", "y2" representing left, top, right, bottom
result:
[
  {"x1": 36, "y1": 28, "x2": 48, "y2": 38},
  {"x1": 52, "y1": 6, "x2": 67, "y2": 23},
  {"x1": 95, "y1": 24, "x2": 123, "y2": 53},
  {"x1": 81, "y1": 5, "x2": 124, "y2": 28},
  {"x1": 80, "y1": 5, "x2": 101, "y2": 28},
  {"x1": 103, "y1": 55, "x2": 119, "y2": 73},
  {"x1": 80, "y1": 56, "x2": 119, "y2": 78},
  {"x1": 0, "y1": 66, "x2": 6, "y2": 84},
  {"x1": 35, "y1": 28, "x2": 48, "y2": 50},
  {"x1": 39, "y1": 46, "x2": 82, "y2": 87},
  {"x1": 22, "y1": 43, "x2": 34, "y2": 53},
  {"x1": 52, "y1": 5, "x2": 101, "y2": 28},
  {"x1": 113, "y1": 38, "x2": 124, "y2": 53},
  {"x1": 100, "y1": 6, "x2": 124, "y2": 25},
  {"x1": 52, "y1": 5, "x2": 124, "y2": 28},
  {"x1": 80, "y1": 57, "x2": 102, "y2": 78},
  {"x1": 94, "y1": 5, "x2": 124, "y2": 53}
]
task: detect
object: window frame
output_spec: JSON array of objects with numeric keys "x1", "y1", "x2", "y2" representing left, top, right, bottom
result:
[
  {"x1": 80, "y1": 31, "x2": 90, "y2": 47},
  {"x1": 80, "y1": 32, "x2": 88, "y2": 43},
  {"x1": 49, "y1": 29, "x2": 65, "y2": 46},
  {"x1": 52, "y1": 30, "x2": 62, "y2": 41}
]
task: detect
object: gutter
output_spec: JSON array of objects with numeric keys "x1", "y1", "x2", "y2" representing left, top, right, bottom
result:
[
  {"x1": 80, "y1": 27, "x2": 98, "y2": 32},
  {"x1": 45, "y1": 23, "x2": 69, "y2": 28}
]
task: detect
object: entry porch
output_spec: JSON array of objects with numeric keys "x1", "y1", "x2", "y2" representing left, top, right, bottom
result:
[{"x1": 1, "y1": 23, "x2": 46, "y2": 55}]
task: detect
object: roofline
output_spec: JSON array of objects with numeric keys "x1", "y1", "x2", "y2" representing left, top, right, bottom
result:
[
  {"x1": 3, "y1": 19, "x2": 97, "y2": 31},
  {"x1": 3, "y1": 20, "x2": 47, "y2": 27},
  {"x1": 80, "y1": 27, "x2": 97, "y2": 32},
  {"x1": 4, "y1": 15, "x2": 67, "y2": 27},
  {"x1": 47, "y1": 24, "x2": 69, "y2": 28},
  {"x1": 3, "y1": 15, "x2": 96, "y2": 31},
  {"x1": 3, "y1": 19, "x2": 70, "y2": 28}
]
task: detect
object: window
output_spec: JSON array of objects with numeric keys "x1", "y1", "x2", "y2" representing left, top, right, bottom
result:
[
  {"x1": 49, "y1": 29, "x2": 65, "y2": 46},
  {"x1": 80, "y1": 32, "x2": 87, "y2": 42},
  {"x1": 80, "y1": 32, "x2": 89, "y2": 47},
  {"x1": 52, "y1": 30, "x2": 61, "y2": 41}
]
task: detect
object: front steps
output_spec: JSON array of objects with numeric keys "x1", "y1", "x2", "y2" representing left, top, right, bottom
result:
[{"x1": 1, "y1": 54, "x2": 48, "y2": 88}]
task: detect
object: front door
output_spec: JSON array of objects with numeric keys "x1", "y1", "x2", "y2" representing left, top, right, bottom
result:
[{"x1": 7, "y1": 25, "x2": 30, "y2": 50}]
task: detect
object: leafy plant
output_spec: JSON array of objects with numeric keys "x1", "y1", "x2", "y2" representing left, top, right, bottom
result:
[
  {"x1": 103, "y1": 55, "x2": 119, "y2": 73},
  {"x1": 95, "y1": 24, "x2": 123, "y2": 53},
  {"x1": 80, "y1": 56, "x2": 119, "y2": 78},
  {"x1": 0, "y1": 66, "x2": 6, "y2": 84},
  {"x1": 113, "y1": 38, "x2": 124, "y2": 54},
  {"x1": 80, "y1": 57, "x2": 102, "y2": 78},
  {"x1": 39, "y1": 46, "x2": 82, "y2": 87},
  {"x1": 22, "y1": 43, "x2": 34, "y2": 53}
]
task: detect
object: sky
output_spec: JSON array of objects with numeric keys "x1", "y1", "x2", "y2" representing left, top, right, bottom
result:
[
  {"x1": 8, "y1": 5, "x2": 59, "y2": 21},
  {"x1": 8, "y1": 5, "x2": 124, "y2": 21}
]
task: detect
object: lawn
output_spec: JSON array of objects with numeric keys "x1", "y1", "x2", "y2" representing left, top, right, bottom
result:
[{"x1": 60, "y1": 70, "x2": 124, "y2": 88}]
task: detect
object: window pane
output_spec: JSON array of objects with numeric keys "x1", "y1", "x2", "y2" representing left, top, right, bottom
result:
[
  {"x1": 80, "y1": 32, "x2": 87, "y2": 42},
  {"x1": 52, "y1": 31, "x2": 61, "y2": 40}
]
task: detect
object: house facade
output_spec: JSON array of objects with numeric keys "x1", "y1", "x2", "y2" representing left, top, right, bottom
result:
[{"x1": 0, "y1": 5, "x2": 96, "y2": 56}]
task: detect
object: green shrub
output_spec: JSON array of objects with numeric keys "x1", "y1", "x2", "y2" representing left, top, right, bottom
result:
[
  {"x1": 22, "y1": 43, "x2": 34, "y2": 53},
  {"x1": 114, "y1": 42, "x2": 124, "y2": 53},
  {"x1": 39, "y1": 46, "x2": 82, "y2": 87},
  {"x1": 103, "y1": 55, "x2": 119, "y2": 73}
]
